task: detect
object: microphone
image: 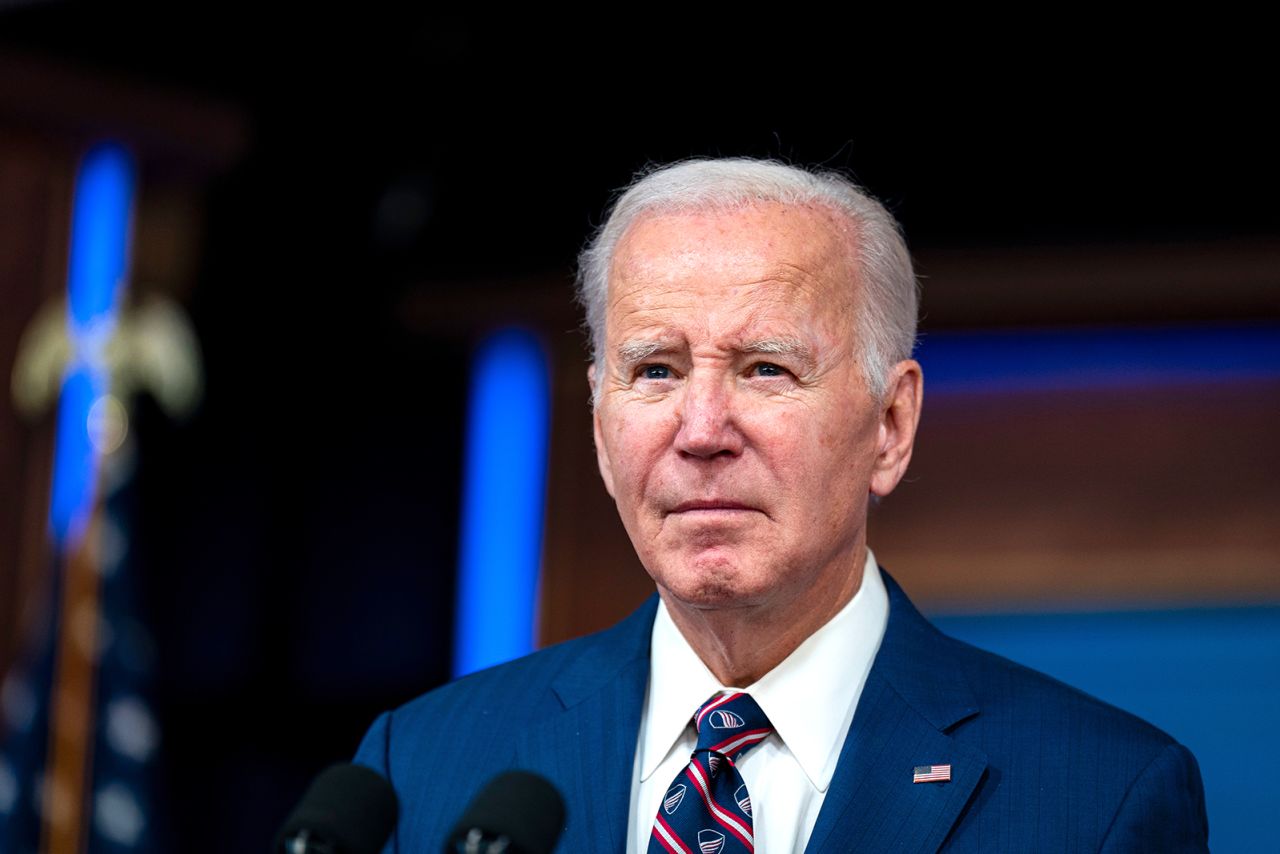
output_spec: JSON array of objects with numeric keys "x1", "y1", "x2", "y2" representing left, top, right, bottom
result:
[
  {"x1": 445, "y1": 771, "x2": 566, "y2": 854},
  {"x1": 275, "y1": 763, "x2": 398, "y2": 854}
]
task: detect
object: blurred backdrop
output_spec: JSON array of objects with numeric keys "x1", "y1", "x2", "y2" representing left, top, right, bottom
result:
[{"x1": 0, "y1": 6, "x2": 1277, "y2": 853}]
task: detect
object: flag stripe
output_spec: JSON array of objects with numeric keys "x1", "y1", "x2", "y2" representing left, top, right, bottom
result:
[{"x1": 913, "y1": 763, "x2": 952, "y2": 783}]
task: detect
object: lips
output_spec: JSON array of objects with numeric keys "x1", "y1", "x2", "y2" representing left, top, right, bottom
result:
[{"x1": 669, "y1": 500, "x2": 760, "y2": 514}]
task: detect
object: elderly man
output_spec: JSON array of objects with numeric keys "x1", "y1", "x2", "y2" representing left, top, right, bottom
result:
[{"x1": 356, "y1": 159, "x2": 1208, "y2": 852}]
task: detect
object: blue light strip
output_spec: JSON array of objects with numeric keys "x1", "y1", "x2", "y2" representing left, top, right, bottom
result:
[
  {"x1": 48, "y1": 142, "x2": 136, "y2": 547},
  {"x1": 453, "y1": 328, "x2": 552, "y2": 677},
  {"x1": 917, "y1": 323, "x2": 1280, "y2": 396}
]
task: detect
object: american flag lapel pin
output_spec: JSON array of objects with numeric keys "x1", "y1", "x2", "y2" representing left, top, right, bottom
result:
[{"x1": 913, "y1": 764, "x2": 952, "y2": 783}]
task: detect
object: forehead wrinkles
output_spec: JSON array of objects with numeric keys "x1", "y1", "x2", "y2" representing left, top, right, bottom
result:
[
  {"x1": 606, "y1": 205, "x2": 858, "y2": 324},
  {"x1": 612, "y1": 208, "x2": 849, "y2": 280},
  {"x1": 606, "y1": 282, "x2": 850, "y2": 377},
  {"x1": 607, "y1": 278, "x2": 822, "y2": 357},
  {"x1": 606, "y1": 279, "x2": 854, "y2": 369}
]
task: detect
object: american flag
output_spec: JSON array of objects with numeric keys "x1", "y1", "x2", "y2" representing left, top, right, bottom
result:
[
  {"x1": 0, "y1": 446, "x2": 167, "y2": 854},
  {"x1": 913, "y1": 764, "x2": 952, "y2": 783},
  {"x1": 2, "y1": 141, "x2": 168, "y2": 854}
]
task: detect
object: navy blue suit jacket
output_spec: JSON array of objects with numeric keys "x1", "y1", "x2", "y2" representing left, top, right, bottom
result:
[{"x1": 355, "y1": 573, "x2": 1208, "y2": 852}]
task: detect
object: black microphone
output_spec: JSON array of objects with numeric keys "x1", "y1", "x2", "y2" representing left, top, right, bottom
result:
[
  {"x1": 275, "y1": 763, "x2": 398, "y2": 854},
  {"x1": 444, "y1": 771, "x2": 566, "y2": 854}
]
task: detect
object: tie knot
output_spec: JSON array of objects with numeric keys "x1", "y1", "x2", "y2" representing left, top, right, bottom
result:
[{"x1": 692, "y1": 692, "x2": 773, "y2": 762}]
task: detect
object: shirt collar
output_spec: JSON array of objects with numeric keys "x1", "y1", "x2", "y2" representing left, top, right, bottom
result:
[{"x1": 640, "y1": 549, "x2": 889, "y2": 791}]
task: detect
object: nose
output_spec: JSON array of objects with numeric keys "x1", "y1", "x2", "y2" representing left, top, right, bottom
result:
[{"x1": 673, "y1": 369, "x2": 744, "y2": 459}]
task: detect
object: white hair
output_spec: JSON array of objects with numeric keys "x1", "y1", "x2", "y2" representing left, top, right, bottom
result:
[{"x1": 576, "y1": 158, "x2": 919, "y2": 401}]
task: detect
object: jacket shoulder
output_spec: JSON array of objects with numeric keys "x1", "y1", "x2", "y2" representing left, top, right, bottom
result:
[
  {"x1": 881, "y1": 571, "x2": 1182, "y2": 756},
  {"x1": 389, "y1": 594, "x2": 656, "y2": 736},
  {"x1": 354, "y1": 595, "x2": 655, "y2": 783},
  {"x1": 353, "y1": 597, "x2": 657, "y2": 853},
  {"x1": 940, "y1": 625, "x2": 1181, "y2": 753},
  {"x1": 928, "y1": 625, "x2": 1208, "y2": 850},
  {"x1": 878, "y1": 572, "x2": 1206, "y2": 849}
]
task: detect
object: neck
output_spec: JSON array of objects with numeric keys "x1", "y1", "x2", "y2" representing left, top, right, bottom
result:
[{"x1": 660, "y1": 546, "x2": 867, "y2": 686}]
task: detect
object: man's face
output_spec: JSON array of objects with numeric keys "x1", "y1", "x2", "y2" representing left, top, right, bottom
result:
[{"x1": 591, "y1": 202, "x2": 918, "y2": 617}]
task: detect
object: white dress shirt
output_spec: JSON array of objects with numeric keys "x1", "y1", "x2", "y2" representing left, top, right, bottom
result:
[{"x1": 626, "y1": 549, "x2": 889, "y2": 854}]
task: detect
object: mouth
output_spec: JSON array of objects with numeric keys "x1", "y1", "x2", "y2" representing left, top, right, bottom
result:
[{"x1": 669, "y1": 500, "x2": 761, "y2": 514}]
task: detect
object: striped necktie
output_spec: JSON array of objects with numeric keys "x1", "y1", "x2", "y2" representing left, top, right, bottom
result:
[{"x1": 649, "y1": 692, "x2": 773, "y2": 854}]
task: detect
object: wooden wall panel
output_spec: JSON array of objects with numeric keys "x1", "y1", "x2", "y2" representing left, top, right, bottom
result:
[{"x1": 872, "y1": 381, "x2": 1280, "y2": 610}]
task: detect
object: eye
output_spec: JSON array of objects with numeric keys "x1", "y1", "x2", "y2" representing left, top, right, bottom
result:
[
  {"x1": 641, "y1": 364, "x2": 672, "y2": 380},
  {"x1": 750, "y1": 362, "x2": 786, "y2": 377}
]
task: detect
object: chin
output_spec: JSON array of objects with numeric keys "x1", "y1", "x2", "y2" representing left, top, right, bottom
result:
[{"x1": 654, "y1": 558, "x2": 772, "y2": 612}]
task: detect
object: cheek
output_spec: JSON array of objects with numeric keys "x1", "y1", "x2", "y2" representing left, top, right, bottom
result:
[
  {"x1": 765, "y1": 408, "x2": 874, "y2": 495},
  {"x1": 603, "y1": 410, "x2": 668, "y2": 492},
  {"x1": 759, "y1": 407, "x2": 836, "y2": 461}
]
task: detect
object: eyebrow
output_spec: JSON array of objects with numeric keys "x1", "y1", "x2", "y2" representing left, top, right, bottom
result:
[
  {"x1": 741, "y1": 336, "x2": 817, "y2": 371},
  {"x1": 612, "y1": 336, "x2": 817, "y2": 373},
  {"x1": 741, "y1": 336, "x2": 807, "y2": 358},
  {"x1": 614, "y1": 339, "x2": 669, "y2": 367}
]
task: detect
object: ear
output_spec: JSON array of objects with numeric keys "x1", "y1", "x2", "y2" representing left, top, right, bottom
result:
[
  {"x1": 588, "y1": 363, "x2": 617, "y2": 498},
  {"x1": 869, "y1": 359, "x2": 923, "y2": 498}
]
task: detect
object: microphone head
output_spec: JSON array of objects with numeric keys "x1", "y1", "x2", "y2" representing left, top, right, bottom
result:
[
  {"x1": 446, "y1": 771, "x2": 565, "y2": 854},
  {"x1": 275, "y1": 763, "x2": 398, "y2": 854}
]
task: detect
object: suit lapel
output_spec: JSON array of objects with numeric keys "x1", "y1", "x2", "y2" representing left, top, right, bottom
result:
[
  {"x1": 510, "y1": 577, "x2": 985, "y2": 852},
  {"x1": 514, "y1": 597, "x2": 657, "y2": 852},
  {"x1": 805, "y1": 573, "x2": 987, "y2": 854}
]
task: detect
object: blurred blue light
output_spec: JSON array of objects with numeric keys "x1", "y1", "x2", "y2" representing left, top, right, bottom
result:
[
  {"x1": 48, "y1": 368, "x2": 106, "y2": 545},
  {"x1": 453, "y1": 328, "x2": 551, "y2": 677},
  {"x1": 48, "y1": 142, "x2": 135, "y2": 547},
  {"x1": 66, "y1": 144, "x2": 135, "y2": 330},
  {"x1": 918, "y1": 324, "x2": 1280, "y2": 395}
]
